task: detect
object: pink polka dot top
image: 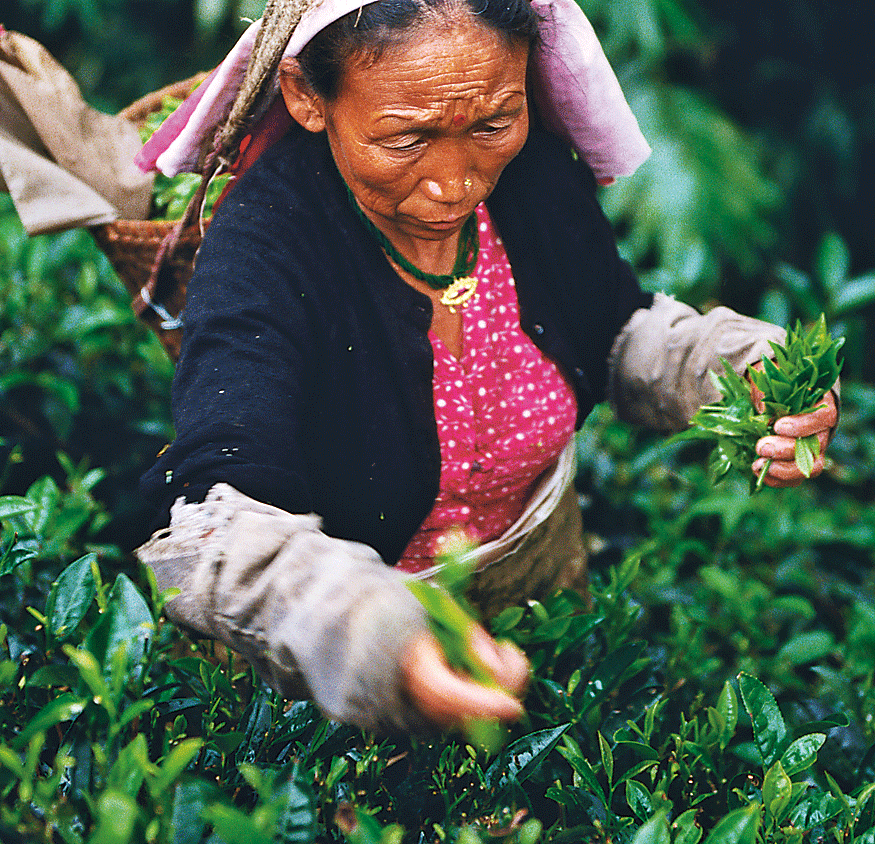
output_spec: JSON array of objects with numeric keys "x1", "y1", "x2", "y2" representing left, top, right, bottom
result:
[{"x1": 396, "y1": 203, "x2": 577, "y2": 573}]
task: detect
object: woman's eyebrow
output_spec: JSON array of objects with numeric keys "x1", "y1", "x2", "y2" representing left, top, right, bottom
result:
[{"x1": 373, "y1": 91, "x2": 526, "y2": 126}]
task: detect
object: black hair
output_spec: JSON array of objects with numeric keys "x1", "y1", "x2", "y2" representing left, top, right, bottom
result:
[{"x1": 295, "y1": 0, "x2": 540, "y2": 100}]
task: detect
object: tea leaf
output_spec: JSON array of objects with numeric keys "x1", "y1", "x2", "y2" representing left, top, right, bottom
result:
[
  {"x1": 275, "y1": 777, "x2": 318, "y2": 844},
  {"x1": 12, "y1": 693, "x2": 85, "y2": 749},
  {"x1": 738, "y1": 672, "x2": 787, "y2": 766},
  {"x1": 0, "y1": 495, "x2": 37, "y2": 520},
  {"x1": 776, "y1": 631, "x2": 835, "y2": 667},
  {"x1": 151, "y1": 738, "x2": 203, "y2": 794},
  {"x1": 794, "y1": 435, "x2": 820, "y2": 478},
  {"x1": 630, "y1": 810, "x2": 671, "y2": 844},
  {"x1": 598, "y1": 730, "x2": 613, "y2": 786},
  {"x1": 716, "y1": 680, "x2": 739, "y2": 750},
  {"x1": 45, "y1": 553, "x2": 97, "y2": 642},
  {"x1": 701, "y1": 803, "x2": 761, "y2": 843},
  {"x1": 762, "y1": 759, "x2": 792, "y2": 821},
  {"x1": 780, "y1": 733, "x2": 825, "y2": 776},
  {"x1": 485, "y1": 723, "x2": 570, "y2": 789},
  {"x1": 626, "y1": 780, "x2": 654, "y2": 822},
  {"x1": 84, "y1": 574, "x2": 154, "y2": 673},
  {"x1": 673, "y1": 809, "x2": 704, "y2": 844},
  {"x1": 557, "y1": 738, "x2": 606, "y2": 805},
  {"x1": 90, "y1": 789, "x2": 140, "y2": 844}
]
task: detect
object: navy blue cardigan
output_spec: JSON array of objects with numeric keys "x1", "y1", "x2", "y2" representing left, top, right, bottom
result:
[{"x1": 141, "y1": 122, "x2": 653, "y2": 564}]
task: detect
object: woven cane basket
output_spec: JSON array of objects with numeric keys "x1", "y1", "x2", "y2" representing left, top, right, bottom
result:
[{"x1": 90, "y1": 73, "x2": 209, "y2": 363}]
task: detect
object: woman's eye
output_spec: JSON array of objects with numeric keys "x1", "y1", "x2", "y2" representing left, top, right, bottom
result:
[
  {"x1": 384, "y1": 136, "x2": 424, "y2": 151},
  {"x1": 476, "y1": 122, "x2": 511, "y2": 136}
]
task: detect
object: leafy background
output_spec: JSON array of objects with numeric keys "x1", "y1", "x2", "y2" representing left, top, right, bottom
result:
[{"x1": 1, "y1": 0, "x2": 874, "y2": 842}]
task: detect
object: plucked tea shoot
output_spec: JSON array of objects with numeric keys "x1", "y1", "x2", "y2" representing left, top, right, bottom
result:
[
  {"x1": 406, "y1": 532, "x2": 525, "y2": 753},
  {"x1": 675, "y1": 315, "x2": 842, "y2": 493}
]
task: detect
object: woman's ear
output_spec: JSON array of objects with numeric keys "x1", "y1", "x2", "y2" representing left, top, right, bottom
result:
[{"x1": 278, "y1": 57, "x2": 326, "y2": 133}]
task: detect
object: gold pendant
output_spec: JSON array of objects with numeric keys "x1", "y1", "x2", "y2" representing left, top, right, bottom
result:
[{"x1": 440, "y1": 276, "x2": 478, "y2": 313}]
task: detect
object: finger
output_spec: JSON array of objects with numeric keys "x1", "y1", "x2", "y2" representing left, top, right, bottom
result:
[
  {"x1": 752, "y1": 454, "x2": 825, "y2": 486},
  {"x1": 773, "y1": 391, "x2": 838, "y2": 438},
  {"x1": 402, "y1": 633, "x2": 524, "y2": 728},
  {"x1": 756, "y1": 429, "x2": 830, "y2": 461},
  {"x1": 497, "y1": 641, "x2": 530, "y2": 696},
  {"x1": 469, "y1": 626, "x2": 530, "y2": 696},
  {"x1": 754, "y1": 454, "x2": 826, "y2": 480},
  {"x1": 752, "y1": 459, "x2": 804, "y2": 487}
]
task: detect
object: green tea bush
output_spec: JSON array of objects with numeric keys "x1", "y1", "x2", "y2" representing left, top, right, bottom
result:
[
  {"x1": 2, "y1": 465, "x2": 874, "y2": 842},
  {"x1": 0, "y1": 193, "x2": 174, "y2": 547}
]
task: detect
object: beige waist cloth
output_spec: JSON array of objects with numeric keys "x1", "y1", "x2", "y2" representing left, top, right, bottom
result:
[{"x1": 408, "y1": 438, "x2": 588, "y2": 618}]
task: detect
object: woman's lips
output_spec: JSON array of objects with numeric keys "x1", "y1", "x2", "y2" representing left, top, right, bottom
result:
[
  {"x1": 416, "y1": 214, "x2": 470, "y2": 231},
  {"x1": 422, "y1": 220, "x2": 462, "y2": 230}
]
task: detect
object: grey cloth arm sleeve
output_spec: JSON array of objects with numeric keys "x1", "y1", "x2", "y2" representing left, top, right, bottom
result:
[
  {"x1": 608, "y1": 293, "x2": 789, "y2": 431},
  {"x1": 135, "y1": 483, "x2": 429, "y2": 733}
]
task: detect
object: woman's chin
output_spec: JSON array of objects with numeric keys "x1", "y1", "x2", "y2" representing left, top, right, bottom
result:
[{"x1": 399, "y1": 211, "x2": 474, "y2": 240}]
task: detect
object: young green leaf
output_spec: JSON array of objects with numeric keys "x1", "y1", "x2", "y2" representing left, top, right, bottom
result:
[
  {"x1": 715, "y1": 680, "x2": 739, "y2": 750},
  {"x1": 45, "y1": 553, "x2": 97, "y2": 642},
  {"x1": 738, "y1": 672, "x2": 788, "y2": 766},
  {"x1": 794, "y1": 434, "x2": 820, "y2": 478},
  {"x1": 701, "y1": 803, "x2": 761, "y2": 844},
  {"x1": 676, "y1": 315, "x2": 842, "y2": 493},
  {"x1": 780, "y1": 733, "x2": 826, "y2": 776},
  {"x1": 406, "y1": 532, "x2": 522, "y2": 752},
  {"x1": 762, "y1": 759, "x2": 793, "y2": 822},
  {"x1": 629, "y1": 810, "x2": 671, "y2": 844}
]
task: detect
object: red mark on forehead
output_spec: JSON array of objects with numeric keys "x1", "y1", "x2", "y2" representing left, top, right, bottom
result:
[{"x1": 452, "y1": 114, "x2": 465, "y2": 127}]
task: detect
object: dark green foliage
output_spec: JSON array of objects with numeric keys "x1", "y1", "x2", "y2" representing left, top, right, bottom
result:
[
  {"x1": 2, "y1": 544, "x2": 872, "y2": 843},
  {"x1": 1, "y1": 333, "x2": 874, "y2": 843},
  {"x1": 0, "y1": 190, "x2": 174, "y2": 549}
]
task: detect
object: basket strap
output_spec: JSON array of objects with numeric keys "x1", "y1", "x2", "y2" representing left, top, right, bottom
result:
[{"x1": 132, "y1": 156, "x2": 219, "y2": 324}]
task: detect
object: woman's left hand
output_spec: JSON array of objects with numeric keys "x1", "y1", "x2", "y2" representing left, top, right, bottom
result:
[{"x1": 751, "y1": 388, "x2": 838, "y2": 487}]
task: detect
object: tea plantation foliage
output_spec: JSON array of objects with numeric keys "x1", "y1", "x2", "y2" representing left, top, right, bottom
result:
[{"x1": 2, "y1": 0, "x2": 875, "y2": 841}]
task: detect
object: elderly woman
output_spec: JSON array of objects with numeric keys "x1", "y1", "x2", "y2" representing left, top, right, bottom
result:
[{"x1": 135, "y1": 0, "x2": 837, "y2": 733}]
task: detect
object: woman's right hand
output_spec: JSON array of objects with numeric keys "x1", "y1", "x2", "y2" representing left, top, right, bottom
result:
[{"x1": 400, "y1": 625, "x2": 529, "y2": 729}]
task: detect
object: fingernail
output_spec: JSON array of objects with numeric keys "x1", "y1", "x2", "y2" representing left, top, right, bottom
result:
[{"x1": 759, "y1": 444, "x2": 775, "y2": 458}]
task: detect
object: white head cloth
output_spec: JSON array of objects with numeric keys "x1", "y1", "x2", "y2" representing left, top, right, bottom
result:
[{"x1": 136, "y1": 0, "x2": 650, "y2": 181}]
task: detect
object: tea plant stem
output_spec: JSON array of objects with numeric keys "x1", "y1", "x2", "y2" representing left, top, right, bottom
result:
[{"x1": 754, "y1": 458, "x2": 773, "y2": 492}]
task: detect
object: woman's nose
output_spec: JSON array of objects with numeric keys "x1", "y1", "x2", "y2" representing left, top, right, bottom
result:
[{"x1": 421, "y1": 143, "x2": 472, "y2": 203}]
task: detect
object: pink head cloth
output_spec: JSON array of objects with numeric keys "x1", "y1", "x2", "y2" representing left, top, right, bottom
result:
[{"x1": 136, "y1": 0, "x2": 650, "y2": 181}]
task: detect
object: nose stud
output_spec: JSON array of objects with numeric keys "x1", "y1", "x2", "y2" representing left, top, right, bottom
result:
[{"x1": 464, "y1": 177, "x2": 473, "y2": 189}]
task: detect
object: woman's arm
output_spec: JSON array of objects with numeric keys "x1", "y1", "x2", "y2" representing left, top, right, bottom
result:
[
  {"x1": 608, "y1": 293, "x2": 839, "y2": 485},
  {"x1": 137, "y1": 484, "x2": 429, "y2": 731},
  {"x1": 608, "y1": 292, "x2": 787, "y2": 431},
  {"x1": 137, "y1": 483, "x2": 528, "y2": 732}
]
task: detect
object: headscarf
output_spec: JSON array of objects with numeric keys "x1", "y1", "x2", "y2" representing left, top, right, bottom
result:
[{"x1": 136, "y1": 0, "x2": 650, "y2": 182}]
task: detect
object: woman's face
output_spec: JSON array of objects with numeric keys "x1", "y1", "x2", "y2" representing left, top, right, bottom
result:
[{"x1": 284, "y1": 16, "x2": 530, "y2": 248}]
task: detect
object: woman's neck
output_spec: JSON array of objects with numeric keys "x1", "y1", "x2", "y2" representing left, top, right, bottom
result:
[
  {"x1": 385, "y1": 230, "x2": 462, "y2": 277},
  {"x1": 351, "y1": 195, "x2": 465, "y2": 278}
]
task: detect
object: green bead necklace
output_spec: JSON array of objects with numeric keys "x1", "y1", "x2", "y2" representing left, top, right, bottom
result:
[{"x1": 347, "y1": 186, "x2": 480, "y2": 313}]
